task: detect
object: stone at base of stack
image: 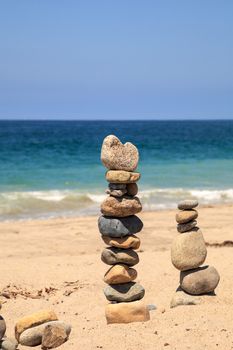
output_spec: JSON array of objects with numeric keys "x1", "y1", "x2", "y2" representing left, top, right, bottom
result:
[
  {"x1": 170, "y1": 200, "x2": 220, "y2": 307},
  {"x1": 100, "y1": 135, "x2": 150, "y2": 324}
]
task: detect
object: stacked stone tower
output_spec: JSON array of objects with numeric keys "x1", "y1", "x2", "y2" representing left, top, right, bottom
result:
[
  {"x1": 171, "y1": 200, "x2": 220, "y2": 301},
  {"x1": 98, "y1": 135, "x2": 150, "y2": 324}
]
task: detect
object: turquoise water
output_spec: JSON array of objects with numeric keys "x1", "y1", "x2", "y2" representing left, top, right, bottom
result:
[{"x1": 0, "y1": 120, "x2": 233, "y2": 220}]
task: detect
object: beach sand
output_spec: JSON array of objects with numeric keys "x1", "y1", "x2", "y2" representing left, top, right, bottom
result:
[{"x1": 0, "y1": 205, "x2": 233, "y2": 349}]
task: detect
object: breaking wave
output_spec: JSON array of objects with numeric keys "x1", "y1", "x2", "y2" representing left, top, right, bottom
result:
[{"x1": 0, "y1": 187, "x2": 233, "y2": 221}]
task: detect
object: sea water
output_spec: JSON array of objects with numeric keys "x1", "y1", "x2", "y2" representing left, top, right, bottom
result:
[{"x1": 0, "y1": 120, "x2": 233, "y2": 220}]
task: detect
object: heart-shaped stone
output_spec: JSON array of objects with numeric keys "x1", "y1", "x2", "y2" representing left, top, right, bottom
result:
[{"x1": 101, "y1": 135, "x2": 139, "y2": 171}]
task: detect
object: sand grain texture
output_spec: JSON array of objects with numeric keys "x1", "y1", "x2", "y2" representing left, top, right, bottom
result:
[{"x1": 0, "y1": 205, "x2": 232, "y2": 349}]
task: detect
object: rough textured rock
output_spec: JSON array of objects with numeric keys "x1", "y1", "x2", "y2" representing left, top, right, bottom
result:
[
  {"x1": 105, "y1": 300, "x2": 150, "y2": 324},
  {"x1": 171, "y1": 228, "x2": 207, "y2": 271},
  {"x1": 98, "y1": 215, "x2": 143, "y2": 237},
  {"x1": 15, "y1": 310, "x2": 58, "y2": 341},
  {"x1": 101, "y1": 135, "x2": 139, "y2": 171},
  {"x1": 180, "y1": 265, "x2": 220, "y2": 295},
  {"x1": 177, "y1": 220, "x2": 197, "y2": 233},
  {"x1": 101, "y1": 247, "x2": 139, "y2": 266},
  {"x1": 19, "y1": 321, "x2": 71, "y2": 347},
  {"x1": 0, "y1": 317, "x2": 6, "y2": 340},
  {"x1": 178, "y1": 200, "x2": 199, "y2": 210},
  {"x1": 126, "y1": 183, "x2": 138, "y2": 196},
  {"x1": 106, "y1": 170, "x2": 140, "y2": 184},
  {"x1": 41, "y1": 323, "x2": 70, "y2": 349},
  {"x1": 104, "y1": 264, "x2": 137, "y2": 284},
  {"x1": 176, "y1": 209, "x2": 198, "y2": 224},
  {"x1": 170, "y1": 288, "x2": 201, "y2": 308},
  {"x1": 101, "y1": 196, "x2": 142, "y2": 217},
  {"x1": 102, "y1": 235, "x2": 141, "y2": 249},
  {"x1": 104, "y1": 282, "x2": 145, "y2": 302},
  {"x1": 0, "y1": 338, "x2": 18, "y2": 350}
]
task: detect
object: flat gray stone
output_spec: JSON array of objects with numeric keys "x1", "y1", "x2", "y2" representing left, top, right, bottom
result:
[
  {"x1": 180, "y1": 265, "x2": 220, "y2": 295},
  {"x1": 178, "y1": 200, "x2": 198, "y2": 210},
  {"x1": 101, "y1": 247, "x2": 139, "y2": 266},
  {"x1": 177, "y1": 220, "x2": 197, "y2": 233},
  {"x1": 98, "y1": 215, "x2": 143, "y2": 237},
  {"x1": 104, "y1": 282, "x2": 145, "y2": 302},
  {"x1": 19, "y1": 321, "x2": 71, "y2": 347},
  {"x1": 170, "y1": 288, "x2": 201, "y2": 308},
  {"x1": 0, "y1": 338, "x2": 18, "y2": 350},
  {"x1": 106, "y1": 189, "x2": 127, "y2": 197}
]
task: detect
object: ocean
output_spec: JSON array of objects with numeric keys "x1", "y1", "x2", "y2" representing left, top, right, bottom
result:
[{"x1": 0, "y1": 120, "x2": 233, "y2": 220}]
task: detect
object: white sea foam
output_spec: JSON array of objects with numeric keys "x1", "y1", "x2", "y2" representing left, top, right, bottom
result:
[{"x1": 0, "y1": 187, "x2": 232, "y2": 221}]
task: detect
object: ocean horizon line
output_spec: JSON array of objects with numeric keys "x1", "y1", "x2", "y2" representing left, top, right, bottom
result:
[{"x1": 0, "y1": 118, "x2": 233, "y2": 122}]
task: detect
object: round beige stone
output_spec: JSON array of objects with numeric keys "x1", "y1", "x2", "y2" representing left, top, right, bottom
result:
[
  {"x1": 106, "y1": 170, "x2": 140, "y2": 183},
  {"x1": 102, "y1": 235, "x2": 141, "y2": 250},
  {"x1": 104, "y1": 264, "x2": 137, "y2": 284},
  {"x1": 176, "y1": 209, "x2": 198, "y2": 224},
  {"x1": 180, "y1": 265, "x2": 220, "y2": 295},
  {"x1": 101, "y1": 196, "x2": 142, "y2": 217},
  {"x1": 171, "y1": 228, "x2": 207, "y2": 271},
  {"x1": 101, "y1": 135, "x2": 139, "y2": 171}
]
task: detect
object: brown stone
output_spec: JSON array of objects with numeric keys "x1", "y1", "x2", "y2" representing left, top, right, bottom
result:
[
  {"x1": 104, "y1": 264, "x2": 137, "y2": 284},
  {"x1": 171, "y1": 228, "x2": 207, "y2": 271},
  {"x1": 101, "y1": 135, "x2": 139, "y2": 171},
  {"x1": 106, "y1": 170, "x2": 140, "y2": 184},
  {"x1": 101, "y1": 196, "x2": 142, "y2": 217},
  {"x1": 41, "y1": 323, "x2": 69, "y2": 349},
  {"x1": 102, "y1": 235, "x2": 141, "y2": 249},
  {"x1": 180, "y1": 265, "x2": 220, "y2": 295},
  {"x1": 105, "y1": 300, "x2": 150, "y2": 324},
  {"x1": 176, "y1": 209, "x2": 198, "y2": 224},
  {"x1": 127, "y1": 183, "x2": 138, "y2": 196},
  {"x1": 15, "y1": 310, "x2": 58, "y2": 341}
]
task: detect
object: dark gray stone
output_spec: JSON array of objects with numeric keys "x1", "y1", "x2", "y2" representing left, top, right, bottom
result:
[
  {"x1": 101, "y1": 247, "x2": 139, "y2": 266},
  {"x1": 108, "y1": 183, "x2": 127, "y2": 190},
  {"x1": 104, "y1": 282, "x2": 145, "y2": 302},
  {"x1": 178, "y1": 200, "x2": 198, "y2": 210},
  {"x1": 98, "y1": 215, "x2": 143, "y2": 237},
  {"x1": 177, "y1": 220, "x2": 197, "y2": 233}
]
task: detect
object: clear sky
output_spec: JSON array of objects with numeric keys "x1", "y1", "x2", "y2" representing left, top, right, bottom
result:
[{"x1": 0, "y1": 1, "x2": 233, "y2": 120}]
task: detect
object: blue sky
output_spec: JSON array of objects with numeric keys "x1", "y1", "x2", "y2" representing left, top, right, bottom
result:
[{"x1": 0, "y1": 1, "x2": 232, "y2": 120}]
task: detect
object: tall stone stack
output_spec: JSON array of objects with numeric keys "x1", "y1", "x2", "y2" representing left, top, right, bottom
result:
[
  {"x1": 99, "y1": 135, "x2": 150, "y2": 324},
  {"x1": 170, "y1": 199, "x2": 220, "y2": 306}
]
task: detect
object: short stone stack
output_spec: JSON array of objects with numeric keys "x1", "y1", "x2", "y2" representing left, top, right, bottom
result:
[
  {"x1": 15, "y1": 309, "x2": 71, "y2": 348},
  {"x1": 170, "y1": 200, "x2": 220, "y2": 307},
  {"x1": 99, "y1": 135, "x2": 150, "y2": 324}
]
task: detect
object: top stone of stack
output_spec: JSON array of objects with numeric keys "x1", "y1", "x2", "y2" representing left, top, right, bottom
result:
[{"x1": 101, "y1": 135, "x2": 139, "y2": 171}]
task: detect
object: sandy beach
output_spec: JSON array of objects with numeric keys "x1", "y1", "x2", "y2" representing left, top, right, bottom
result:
[{"x1": 0, "y1": 205, "x2": 232, "y2": 349}]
